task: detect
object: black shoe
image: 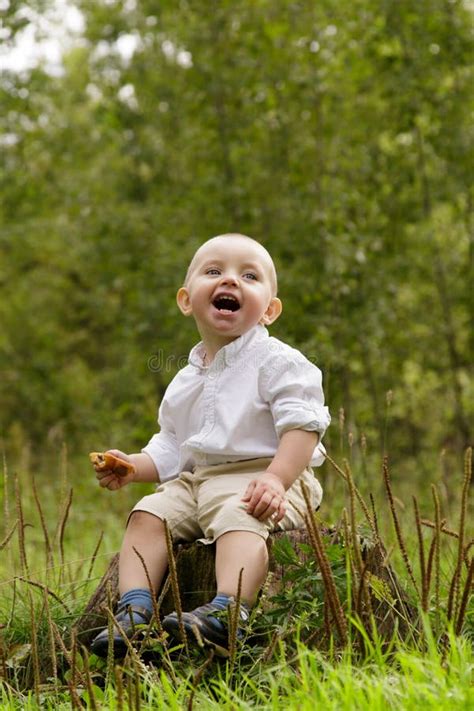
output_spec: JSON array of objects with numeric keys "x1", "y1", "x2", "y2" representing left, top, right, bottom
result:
[
  {"x1": 90, "y1": 604, "x2": 152, "y2": 659},
  {"x1": 162, "y1": 600, "x2": 249, "y2": 657}
]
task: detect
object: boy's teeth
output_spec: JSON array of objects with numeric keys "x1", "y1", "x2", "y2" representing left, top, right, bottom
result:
[{"x1": 213, "y1": 295, "x2": 240, "y2": 312}]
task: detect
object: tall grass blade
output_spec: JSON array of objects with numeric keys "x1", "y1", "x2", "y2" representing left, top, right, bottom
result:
[
  {"x1": 17, "y1": 576, "x2": 71, "y2": 613},
  {"x1": 27, "y1": 590, "x2": 40, "y2": 703},
  {"x1": 131, "y1": 545, "x2": 163, "y2": 635},
  {"x1": 455, "y1": 557, "x2": 473, "y2": 636},
  {"x1": 383, "y1": 457, "x2": 419, "y2": 597},
  {"x1": 52, "y1": 619, "x2": 74, "y2": 670},
  {"x1": 103, "y1": 603, "x2": 141, "y2": 663},
  {"x1": 67, "y1": 678, "x2": 83, "y2": 710},
  {"x1": 57, "y1": 486, "x2": 73, "y2": 570},
  {"x1": 70, "y1": 626, "x2": 78, "y2": 692},
  {"x1": 105, "y1": 582, "x2": 116, "y2": 687},
  {"x1": 2, "y1": 448, "x2": 9, "y2": 534},
  {"x1": 43, "y1": 588, "x2": 58, "y2": 687},
  {"x1": 301, "y1": 482, "x2": 348, "y2": 645},
  {"x1": 420, "y1": 518, "x2": 460, "y2": 540},
  {"x1": 115, "y1": 665, "x2": 125, "y2": 711},
  {"x1": 131, "y1": 649, "x2": 142, "y2": 711},
  {"x1": 369, "y1": 493, "x2": 381, "y2": 543},
  {"x1": 450, "y1": 448, "x2": 471, "y2": 621},
  {"x1": 0, "y1": 520, "x2": 18, "y2": 551},
  {"x1": 325, "y1": 452, "x2": 376, "y2": 534},
  {"x1": 14, "y1": 473, "x2": 28, "y2": 577},
  {"x1": 131, "y1": 544, "x2": 179, "y2": 675},
  {"x1": 342, "y1": 508, "x2": 356, "y2": 616},
  {"x1": 81, "y1": 644, "x2": 99, "y2": 711},
  {"x1": 413, "y1": 496, "x2": 428, "y2": 613},
  {"x1": 32, "y1": 474, "x2": 54, "y2": 571},
  {"x1": 344, "y1": 460, "x2": 363, "y2": 577},
  {"x1": 228, "y1": 567, "x2": 244, "y2": 673},
  {"x1": 431, "y1": 484, "x2": 442, "y2": 634},
  {"x1": 163, "y1": 518, "x2": 188, "y2": 653},
  {"x1": 425, "y1": 535, "x2": 436, "y2": 607},
  {"x1": 85, "y1": 530, "x2": 104, "y2": 582}
]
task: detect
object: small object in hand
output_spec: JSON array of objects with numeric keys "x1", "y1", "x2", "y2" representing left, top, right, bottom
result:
[{"x1": 89, "y1": 452, "x2": 136, "y2": 477}]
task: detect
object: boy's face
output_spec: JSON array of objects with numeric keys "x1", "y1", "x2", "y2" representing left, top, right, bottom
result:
[{"x1": 177, "y1": 236, "x2": 282, "y2": 345}]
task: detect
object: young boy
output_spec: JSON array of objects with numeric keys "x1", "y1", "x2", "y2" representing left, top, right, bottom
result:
[{"x1": 90, "y1": 233, "x2": 330, "y2": 657}]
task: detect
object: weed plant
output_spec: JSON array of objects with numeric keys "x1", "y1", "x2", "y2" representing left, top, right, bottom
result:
[{"x1": 0, "y1": 444, "x2": 472, "y2": 709}]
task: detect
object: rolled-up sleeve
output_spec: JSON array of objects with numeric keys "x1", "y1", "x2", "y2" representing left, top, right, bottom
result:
[
  {"x1": 141, "y1": 399, "x2": 179, "y2": 483},
  {"x1": 259, "y1": 353, "x2": 331, "y2": 439}
]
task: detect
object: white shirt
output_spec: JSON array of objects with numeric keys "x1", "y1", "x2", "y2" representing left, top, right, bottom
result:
[{"x1": 143, "y1": 324, "x2": 331, "y2": 482}]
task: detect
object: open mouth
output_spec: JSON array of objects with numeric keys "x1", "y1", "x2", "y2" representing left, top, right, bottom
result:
[{"x1": 212, "y1": 295, "x2": 240, "y2": 312}]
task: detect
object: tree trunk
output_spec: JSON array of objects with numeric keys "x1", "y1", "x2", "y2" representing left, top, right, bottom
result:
[{"x1": 73, "y1": 528, "x2": 414, "y2": 646}]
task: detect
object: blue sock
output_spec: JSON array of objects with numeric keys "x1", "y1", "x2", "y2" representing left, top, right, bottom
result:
[
  {"x1": 211, "y1": 593, "x2": 233, "y2": 610},
  {"x1": 211, "y1": 593, "x2": 250, "y2": 623},
  {"x1": 119, "y1": 588, "x2": 154, "y2": 620}
]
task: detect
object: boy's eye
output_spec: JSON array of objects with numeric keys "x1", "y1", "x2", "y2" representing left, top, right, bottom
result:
[
  {"x1": 206, "y1": 268, "x2": 221, "y2": 275},
  {"x1": 243, "y1": 273, "x2": 257, "y2": 280}
]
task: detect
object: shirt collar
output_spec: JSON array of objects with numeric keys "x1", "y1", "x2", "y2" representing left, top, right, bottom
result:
[{"x1": 188, "y1": 324, "x2": 269, "y2": 370}]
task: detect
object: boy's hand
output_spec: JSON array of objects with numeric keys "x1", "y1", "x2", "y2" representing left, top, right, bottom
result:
[
  {"x1": 242, "y1": 472, "x2": 286, "y2": 522},
  {"x1": 90, "y1": 449, "x2": 136, "y2": 490}
]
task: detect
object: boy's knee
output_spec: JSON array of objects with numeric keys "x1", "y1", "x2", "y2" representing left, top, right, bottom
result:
[{"x1": 127, "y1": 510, "x2": 165, "y2": 534}]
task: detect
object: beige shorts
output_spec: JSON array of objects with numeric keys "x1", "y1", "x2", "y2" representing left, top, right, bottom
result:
[{"x1": 130, "y1": 457, "x2": 323, "y2": 544}]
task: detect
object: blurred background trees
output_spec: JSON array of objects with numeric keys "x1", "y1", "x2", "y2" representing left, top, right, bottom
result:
[{"x1": 0, "y1": 0, "x2": 471, "y2": 482}]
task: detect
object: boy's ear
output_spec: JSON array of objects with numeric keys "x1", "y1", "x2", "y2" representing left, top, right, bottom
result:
[
  {"x1": 176, "y1": 287, "x2": 193, "y2": 316},
  {"x1": 260, "y1": 297, "x2": 282, "y2": 326}
]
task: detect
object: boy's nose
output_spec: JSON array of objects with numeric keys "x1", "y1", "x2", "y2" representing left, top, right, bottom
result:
[{"x1": 220, "y1": 273, "x2": 239, "y2": 287}]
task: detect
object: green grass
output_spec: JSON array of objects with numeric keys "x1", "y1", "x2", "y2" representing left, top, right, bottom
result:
[
  {"x1": 1, "y1": 633, "x2": 472, "y2": 710},
  {"x1": 0, "y1": 446, "x2": 472, "y2": 709}
]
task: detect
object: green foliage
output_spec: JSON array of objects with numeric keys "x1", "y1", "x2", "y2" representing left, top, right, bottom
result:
[
  {"x1": 258, "y1": 537, "x2": 346, "y2": 636},
  {"x1": 0, "y1": 0, "x2": 471, "y2": 483}
]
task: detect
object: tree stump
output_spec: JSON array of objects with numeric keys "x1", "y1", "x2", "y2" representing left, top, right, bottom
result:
[{"x1": 74, "y1": 528, "x2": 414, "y2": 646}]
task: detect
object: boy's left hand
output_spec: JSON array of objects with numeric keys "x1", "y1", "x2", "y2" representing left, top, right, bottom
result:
[{"x1": 242, "y1": 472, "x2": 286, "y2": 522}]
